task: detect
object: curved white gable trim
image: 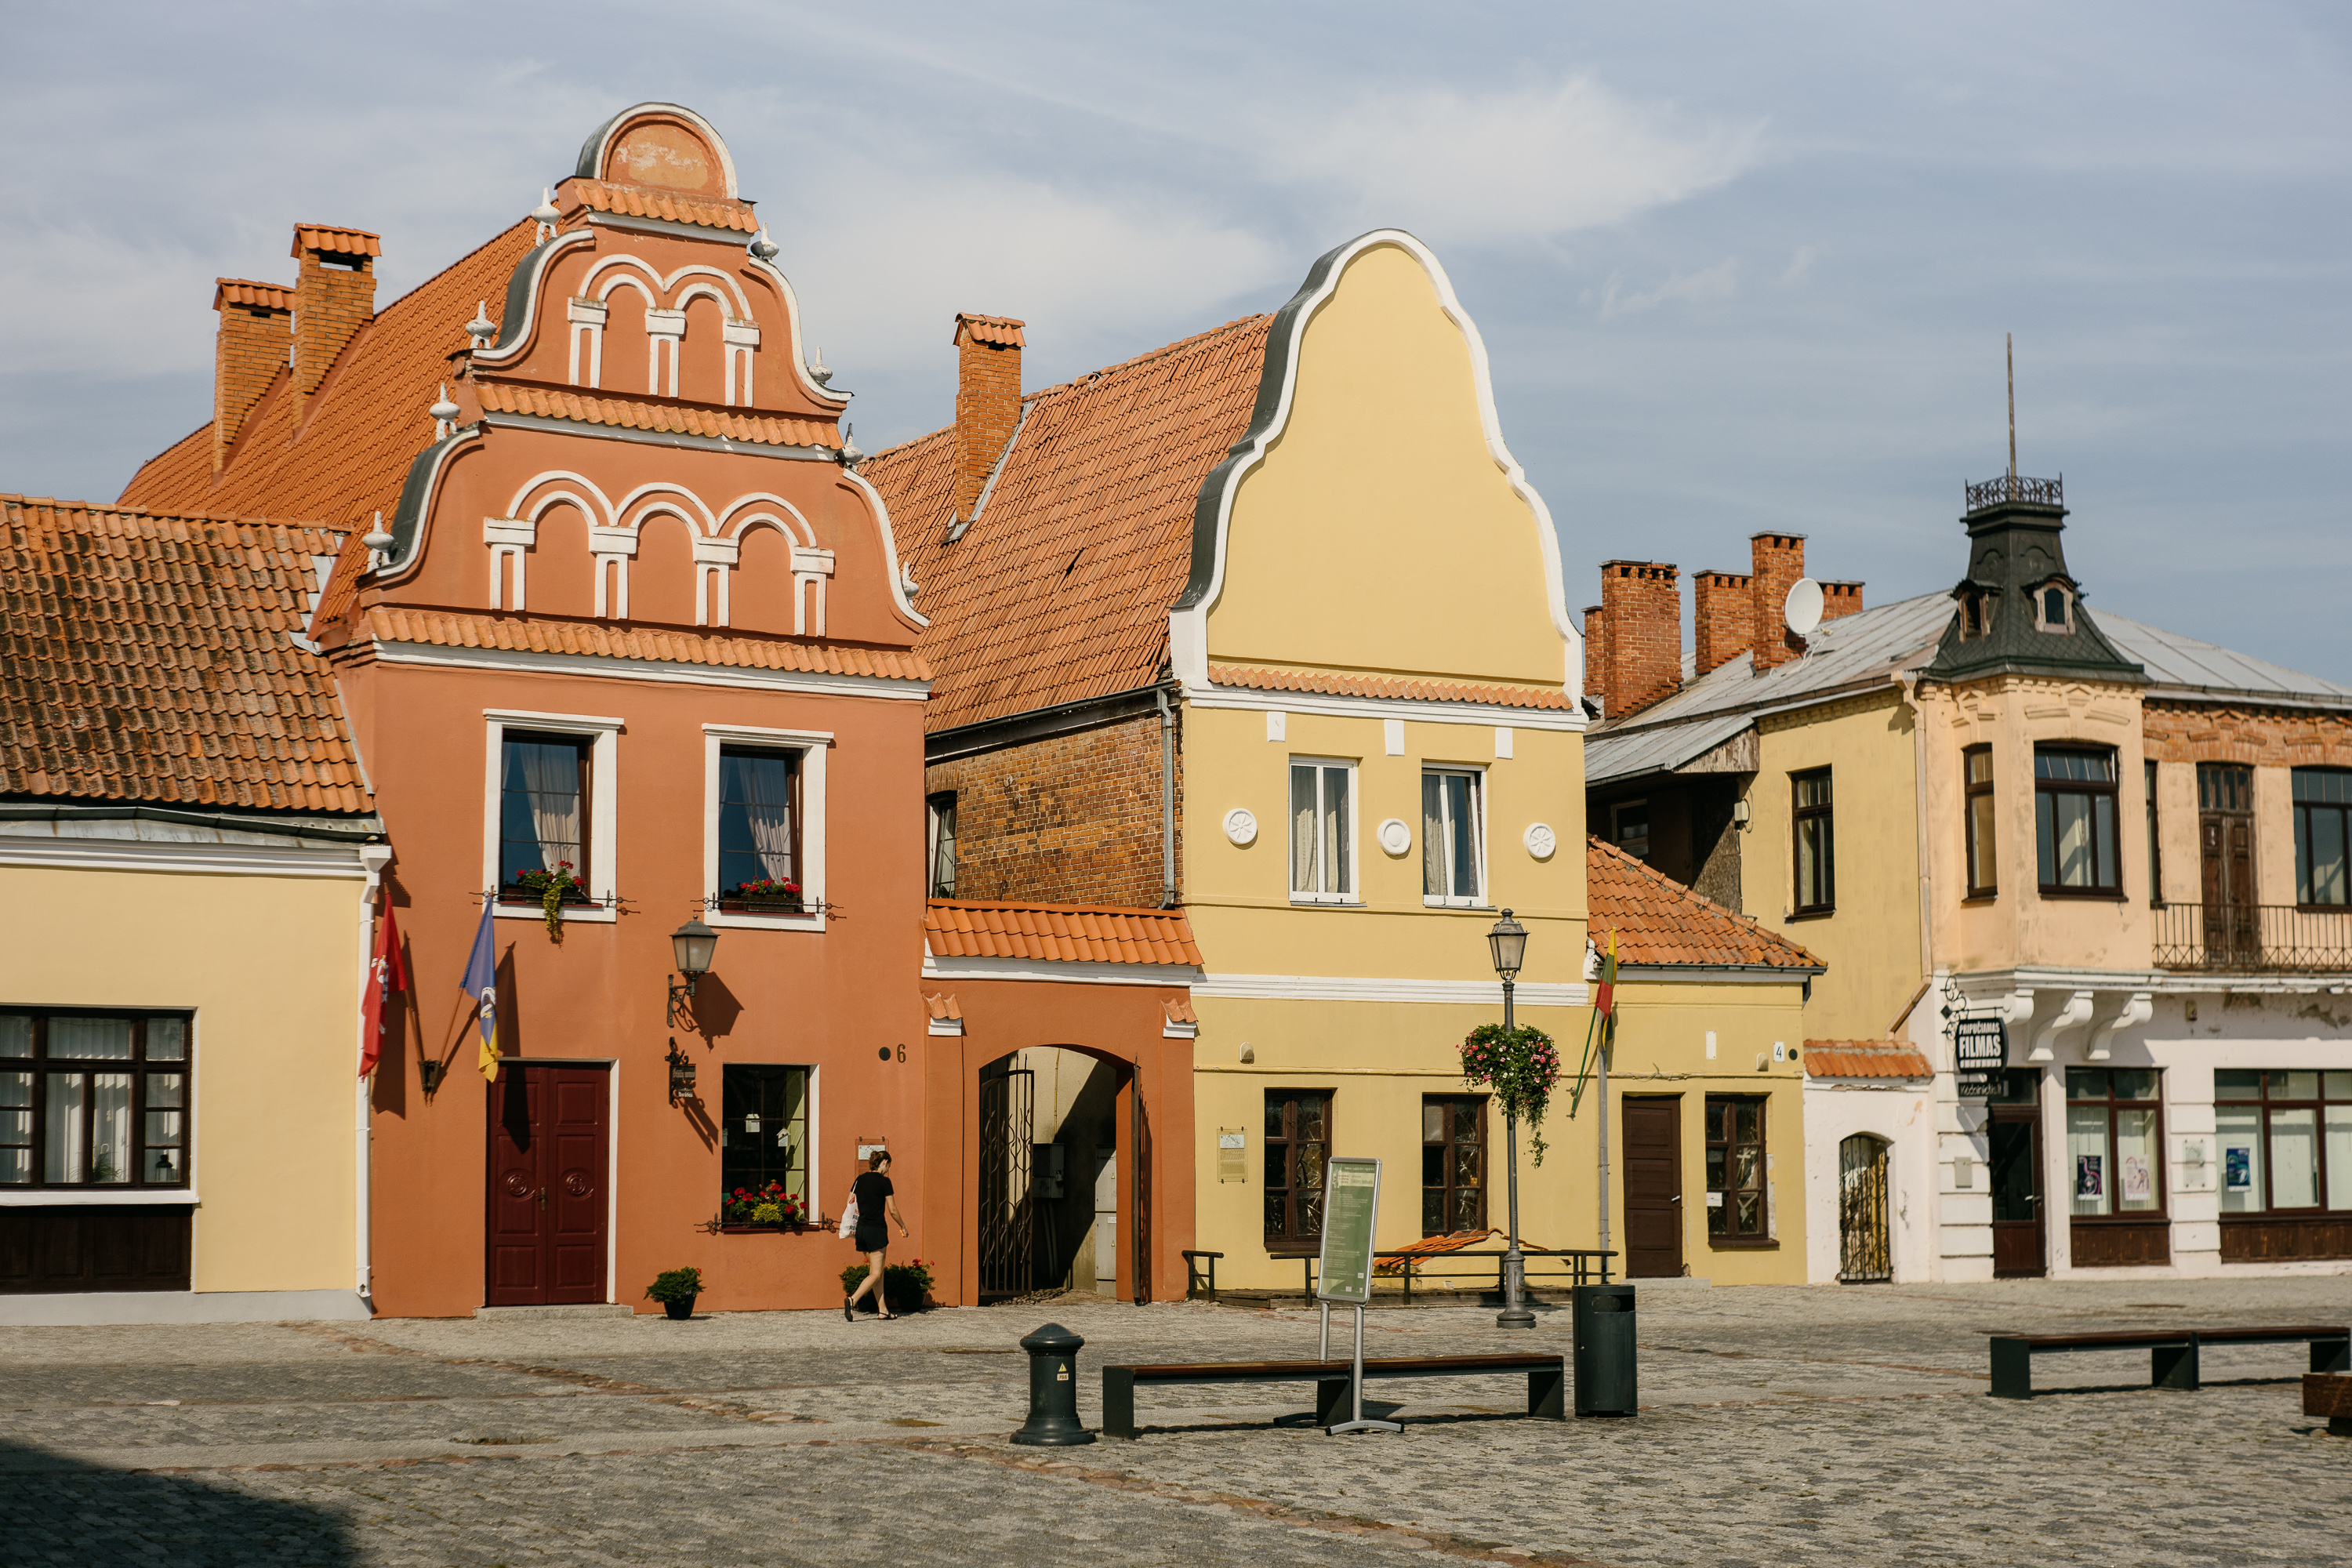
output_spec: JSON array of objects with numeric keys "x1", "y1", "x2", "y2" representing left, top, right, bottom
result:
[
  {"x1": 580, "y1": 103, "x2": 742, "y2": 201},
  {"x1": 1168, "y1": 229, "x2": 1583, "y2": 695},
  {"x1": 835, "y1": 463, "x2": 929, "y2": 631},
  {"x1": 743, "y1": 254, "x2": 851, "y2": 411},
  {"x1": 470, "y1": 230, "x2": 594, "y2": 369}
]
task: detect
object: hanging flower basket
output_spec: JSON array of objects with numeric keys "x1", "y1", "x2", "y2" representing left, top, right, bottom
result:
[{"x1": 1459, "y1": 1022, "x2": 1563, "y2": 1165}]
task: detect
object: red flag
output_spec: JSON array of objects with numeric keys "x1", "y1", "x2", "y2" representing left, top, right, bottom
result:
[
  {"x1": 1592, "y1": 928, "x2": 1618, "y2": 1021},
  {"x1": 360, "y1": 891, "x2": 409, "y2": 1076}
]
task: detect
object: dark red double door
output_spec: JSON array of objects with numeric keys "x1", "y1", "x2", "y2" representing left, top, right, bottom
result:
[{"x1": 485, "y1": 1063, "x2": 610, "y2": 1307}]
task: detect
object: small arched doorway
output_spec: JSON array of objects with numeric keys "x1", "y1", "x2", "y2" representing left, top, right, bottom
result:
[
  {"x1": 1838, "y1": 1133, "x2": 1893, "y2": 1283},
  {"x1": 977, "y1": 1047, "x2": 1141, "y2": 1302}
]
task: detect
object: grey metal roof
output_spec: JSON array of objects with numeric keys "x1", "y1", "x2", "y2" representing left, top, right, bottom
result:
[
  {"x1": 1586, "y1": 590, "x2": 2351, "y2": 786},
  {"x1": 2096, "y1": 614, "x2": 2352, "y2": 706}
]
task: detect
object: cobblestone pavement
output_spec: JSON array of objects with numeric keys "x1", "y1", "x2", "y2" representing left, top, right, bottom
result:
[{"x1": 3, "y1": 1276, "x2": 2347, "y2": 1565}]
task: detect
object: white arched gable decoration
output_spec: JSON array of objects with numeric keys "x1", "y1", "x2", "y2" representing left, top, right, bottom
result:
[
  {"x1": 578, "y1": 103, "x2": 742, "y2": 201},
  {"x1": 1166, "y1": 229, "x2": 1581, "y2": 695}
]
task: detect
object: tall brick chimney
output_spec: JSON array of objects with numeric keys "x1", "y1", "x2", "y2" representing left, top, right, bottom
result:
[
  {"x1": 1749, "y1": 532, "x2": 1807, "y2": 674},
  {"x1": 952, "y1": 313, "x2": 1025, "y2": 524},
  {"x1": 211, "y1": 278, "x2": 291, "y2": 474},
  {"x1": 290, "y1": 225, "x2": 380, "y2": 415},
  {"x1": 1598, "y1": 561, "x2": 1681, "y2": 718},
  {"x1": 1821, "y1": 580, "x2": 1864, "y2": 622},
  {"x1": 1582, "y1": 604, "x2": 1607, "y2": 706},
  {"x1": 1693, "y1": 568, "x2": 1754, "y2": 677}
]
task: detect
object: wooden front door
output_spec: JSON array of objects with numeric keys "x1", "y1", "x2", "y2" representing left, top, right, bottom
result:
[
  {"x1": 1988, "y1": 1108, "x2": 2045, "y2": 1278},
  {"x1": 2198, "y1": 763, "x2": 2256, "y2": 962},
  {"x1": 485, "y1": 1063, "x2": 610, "y2": 1307},
  {"x1": 1621, "y1": 1096, "x2": 1683, "y2": 1279}
]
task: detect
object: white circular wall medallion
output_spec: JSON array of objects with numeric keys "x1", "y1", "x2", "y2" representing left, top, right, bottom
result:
[
  {"x1": 1523, "y1": 822, "x2": 1559, "y2": 860},
  {"x1": 1223, "y1": 808, "x2": 1258, "y2": 847},
  {"x1": 1377, "y1": 818, "x2": 1413, "y2": 857}
]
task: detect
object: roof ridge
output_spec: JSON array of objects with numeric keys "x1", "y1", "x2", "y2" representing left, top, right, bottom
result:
[
  {"x1": 4, "y1": 492, "x2": 345, "y2": 532},
  {"x1": 1585, "y1": 833, "x2": 1822, "y2": 967},
  {"x1": 1022, "y1": 314, "x2": 1272, "y2": 408}
]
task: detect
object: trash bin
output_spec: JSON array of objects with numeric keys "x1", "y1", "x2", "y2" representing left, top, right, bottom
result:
[{"x1": 1571, "y1": 1283, "x2": 1637, "y2": 1416}]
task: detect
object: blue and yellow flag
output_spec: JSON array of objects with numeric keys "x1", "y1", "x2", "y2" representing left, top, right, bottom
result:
[{"x1": 462, "y1": 903, "x2": 500, "y2": 1082}]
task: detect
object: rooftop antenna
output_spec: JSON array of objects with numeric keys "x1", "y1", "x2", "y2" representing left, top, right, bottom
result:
[{"x1": 2006, "y1": 332, "x2": 2016, "y2": 481}]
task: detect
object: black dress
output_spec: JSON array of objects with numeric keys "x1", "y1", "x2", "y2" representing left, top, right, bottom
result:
[{"x1": 851, "y1": 1171, "x2": 893, "y2": 1253}]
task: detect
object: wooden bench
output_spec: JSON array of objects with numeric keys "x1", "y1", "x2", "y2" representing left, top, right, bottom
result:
[
  {"x1": 1101, "y1": 1352, "x2": 1565, "y2": 1439},
  {"x1": 2303, "y1": 1372, "x2": 2352, "y2": 1436},
  {"x1": 1988, "y1": 1324, "x2": 2349, "y2": 1399}
]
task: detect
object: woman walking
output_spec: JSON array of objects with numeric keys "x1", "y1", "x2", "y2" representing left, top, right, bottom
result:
[{"x1": 843, "y1": 1150, "x2": 909, "y2": 1320}]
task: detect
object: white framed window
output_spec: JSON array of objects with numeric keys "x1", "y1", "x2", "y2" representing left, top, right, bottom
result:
[
  {"x1": 484, "y1": 710, "x2": 622, "y2": 924},
  {"x1": 1289, "y1": 758, "x2": 1356, "y2": 902},
  {"x1": 927, "y1": 792, "x2": 958, "y2": 899},
  {"x1": 704, "y1": 724, "x2": 829, "y2": 929},
  {"x1": 1421, "y1": 766, "x2": 1486, "y2": 906}
]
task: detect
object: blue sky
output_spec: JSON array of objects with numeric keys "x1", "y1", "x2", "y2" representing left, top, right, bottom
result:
[{"x1": 4, "y1": 2, "x2": 2346, "y2": 674}]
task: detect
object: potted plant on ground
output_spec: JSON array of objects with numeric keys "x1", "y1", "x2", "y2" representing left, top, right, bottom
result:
[
  {"x1": 646, "y1": 1265, "x2": 705, "y2": 1320},
  {"x1": 839, "y1": 1258, "x2": 934, "y2": 1315},
  {"x1": 726, "y1": 877, "x2": 804, "y2": 915}
]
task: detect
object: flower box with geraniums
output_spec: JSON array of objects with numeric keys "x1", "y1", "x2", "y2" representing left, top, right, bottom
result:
[
  {"x1": 644, "y1": 1265, "x2": 704, "y2": 1321},
  {"x1": 840, "y1": 1258, "x2": 933, "y2": 1315},
  {"x1": 720, "y1": 1181, "x2": 809, "y2": 1232},
  {"x1": 720, "y1": 877, "x2": 804, "y2": 916},
  {"x1": 502, "y1": 861, "x2": 594, "y2": 935}
]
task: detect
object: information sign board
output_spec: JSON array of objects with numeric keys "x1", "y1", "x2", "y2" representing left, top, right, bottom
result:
[
  {"x1": 1316, "y1": 1157, "x2": 1381, "y2": 1305},
  {"x1": 1955, "y1": 1017, "x2": 2008, "y2": 1071}
]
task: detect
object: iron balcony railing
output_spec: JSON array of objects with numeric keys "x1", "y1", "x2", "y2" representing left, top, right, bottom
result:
[
  {"x1": 2151, "y1": 902, "x2": 2352, "y2": 974},
  {"x1": 1965, "y1": 473, "x2": 2064, "y2": 512}
]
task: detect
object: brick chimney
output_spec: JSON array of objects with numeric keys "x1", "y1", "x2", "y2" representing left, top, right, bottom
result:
[
  {"x1": 1693, "y1": 568, "x2": 1754, "y2": 677},
  {"x1": 1821, "y1": 580, "x2": 1864, "y2": 622},
  {"x1": 211, "y1": 278, "x2": 291, "y2": 474},
  {"x1": 1597, "y1": 561, "x2": 1681, "y2": 718},
  {"x1": 952, "y1": 313, "x2": 1025, "y2": 524},
  {"x1": 290, "y1": 225, "x2": 380, "y2": 413},
  {"x1": 1749, "y1": 532, "x2": 1807, "y2": 674},
  {"x1": 1581, "y1": 604, "x2": 1607, "y2": 706}
]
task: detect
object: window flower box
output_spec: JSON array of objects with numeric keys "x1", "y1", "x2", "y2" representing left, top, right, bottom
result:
[
  {"x1": 720, "y1": 1183, "x2": 808, "y2": 1229},
  {"x1": 717, "y1": 878, "x2": 804, "y2": 916}
]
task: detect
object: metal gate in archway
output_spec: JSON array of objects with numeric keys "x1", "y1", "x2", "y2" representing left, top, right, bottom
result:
[
  {"x1": 978, "y1": 1067, "x2": 1034, "y2": 1300},
  {"x1": 1838, "y1": 1134, "x2": 1892, "y2": 1283}
]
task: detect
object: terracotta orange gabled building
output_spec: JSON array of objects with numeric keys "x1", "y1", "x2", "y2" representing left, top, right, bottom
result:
[{"x1": 115, "y1": 103, "x2": 1196, "y2": 1316}]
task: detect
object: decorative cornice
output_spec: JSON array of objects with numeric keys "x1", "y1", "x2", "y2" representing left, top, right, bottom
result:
[
  {"x1": 0, "y1": 834, "x2": 370, "y2": 879},
  {"x1": 1193, "y1": 973, "x2": 1590, "y2": 1007}
]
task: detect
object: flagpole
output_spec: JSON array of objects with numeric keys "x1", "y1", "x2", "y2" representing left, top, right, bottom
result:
[{"x1": 1596, "y1": 1014, "x2": 1611, "y2": 1269}]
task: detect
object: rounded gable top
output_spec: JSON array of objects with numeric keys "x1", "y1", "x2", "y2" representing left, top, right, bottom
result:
[{"x1": 574, "y1": 103, "x2": 739, "y2": 199}]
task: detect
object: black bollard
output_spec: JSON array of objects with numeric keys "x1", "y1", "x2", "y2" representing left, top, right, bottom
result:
[{"x1": 1011, "y1": 1322, "x2": 1094, "y2": 1446}]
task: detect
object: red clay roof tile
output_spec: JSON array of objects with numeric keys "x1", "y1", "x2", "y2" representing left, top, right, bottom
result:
[
  {"x1": 1802, "y1": 1041, "x2": 1934, "y2": 1080},
  {"x1": 1586, "y1": 836, "x2": 1823, "y2": 971},
  {"x1": 869, "y1": 316, "x2": 1272, "y2": 732},
  {"x1": 350, "y1": 607, "x2": 931, "y2": 683},
  {"x1": 1207, "y1": 663, "x2": 1575, "y2": 712},
  {"x1": 568, "y1": 180, "x2": 759, "y2": 234},
  {"x1": 1, "y1": 495, "x2": 372, "y2": 815},
  {"x1": 292, "y1": 225, "x2": 382, "y2": 257},
  {"x1": 214, "y1": 278, "x2": 293, "y2": 312},
  {"x1": 923, "y1": 899, "x2": 1202, "y2": 967},
  {"x1": 954, "y1": 313, "x2": 1026, "y2": 347},
  {"x1": 924, "y1": 992, "x2": 962, "y2": 1022},
  {"x1": 474, "y1": 382, "x2": 838, "y2": 448}
]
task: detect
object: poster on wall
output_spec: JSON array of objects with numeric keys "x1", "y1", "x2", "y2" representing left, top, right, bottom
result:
[
  {"x1": 2076, "y1": 1155, "x2": 2103, "y2": 1198},
  {"x1": 2122, "y1": 1155, "x2": 2152, "y2": 1202},
  {"x1": 2224, "y1": 1145, "x2": 2253, "y2": 1192}
]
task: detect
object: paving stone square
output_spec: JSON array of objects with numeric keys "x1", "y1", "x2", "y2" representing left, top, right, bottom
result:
[{"x1": 2, "y1": 1276, "x2": 2346, "y2": 1566}]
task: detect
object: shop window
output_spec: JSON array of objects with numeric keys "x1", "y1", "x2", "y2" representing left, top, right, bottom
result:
[
  {"x1": 719, "y1": 1065, "x2": 810, "y2": 1224},
  {"x1": 499, "y1": 732, "x2": 591, "y2": 903},
  {"x1": 715, "y1": 746, "x2": 803, "y2": 908},
  {"x1": 927, "y1": 792, "x2": 958, "y2": 899},
  {"x1": 1290, "y1": 760, "x2": 1355, "y2": 902},
  {"x1": 1963, "y1": 746, "x2": 1996, "y2": 898},
  {"x1": 1421, "y1": 768, "x2": 1484, "y2": 905},
  {"x1": 1264, "y1": 1090, "x2": 1331, "y2": 1252},
  {"x1": 1611, "y1": 799, "x2": 1650, "y2": 862},
  {"x1": 1705, "y1": 1095, "x2": 1768, "y2": 1241},
  {"x1": 2065, "y1": 1068, "x2": 2164, "y2": 1217},
  {"x1": 1421, "y1": 1095, "x2": 1487, "y2": 1236},
  {"x1": 2216, "y1": 1069, "x2": 2352, "y2": 1215},
  {"x1": 2035, "y1": 745, "x2": 2121, "y2": 896},
  {"x1": 2293, "y1": 768, "x2": 2351, "y2": 907},
  {"x1": 0, "y1": 1011, "x2": 190, "y2": 1189},
  {"x1": 1791, "y1": 768, "x2": 1834, "y2": 914}
]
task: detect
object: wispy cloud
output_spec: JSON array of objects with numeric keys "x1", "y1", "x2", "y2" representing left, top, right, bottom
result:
[{"x1": 1597, "y1": 257, "x2": 1744, "y2": 320}]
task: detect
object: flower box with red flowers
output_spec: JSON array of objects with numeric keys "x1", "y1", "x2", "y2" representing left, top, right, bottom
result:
[
  {"x1": 720, "y1": 1181, "x2": 810, "y2": 1230},
  {"x1": 718, "y1": 877, "x2": 805, "y2": 916}
]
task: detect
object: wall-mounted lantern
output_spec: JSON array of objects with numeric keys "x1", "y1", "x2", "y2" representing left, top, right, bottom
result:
[
  {"x1": 667, "y1": 918, "x2": 718, "y2": 1028},
  {"x1": 666, "y1": 1036, "x2": 699, "y2": 1105}
]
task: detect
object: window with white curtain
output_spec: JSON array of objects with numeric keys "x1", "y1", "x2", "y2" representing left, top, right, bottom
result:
[
  {"x1": 499, "y1": 733, "x2": 590, "y2": 897},
  {"x1": 1421, "y1": 768, "x2": 1484, "y2": 905},
  {"x1": 1289, "y1": 760, "x2": 1353, "y2": 902},
  {"x1": 717, "y1": 747, "x2": 800, "y2": 900}
]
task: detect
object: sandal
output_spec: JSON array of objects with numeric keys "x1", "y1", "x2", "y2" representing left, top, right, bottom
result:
[{"x1": 843, "y1": 1297, "x2": 855, "y2": 1322}]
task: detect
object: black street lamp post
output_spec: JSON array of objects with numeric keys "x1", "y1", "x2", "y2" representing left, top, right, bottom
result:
[{"x1": 1486, "y1": 909, "x2": 1534, "y2": 1330}]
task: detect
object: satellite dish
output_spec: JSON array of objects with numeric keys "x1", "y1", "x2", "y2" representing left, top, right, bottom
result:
[{"x1": 1784, "y1": 577, "x2": 1824, "y2": 637}]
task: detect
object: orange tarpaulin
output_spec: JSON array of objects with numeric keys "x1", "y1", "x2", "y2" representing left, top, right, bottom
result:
[{"x1": 1374, "y1": 1229, "x2": 1561, "y2": 1272}]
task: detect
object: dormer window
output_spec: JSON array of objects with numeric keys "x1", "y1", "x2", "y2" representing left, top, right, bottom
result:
[
  {"x1": 1960, "y1": 588, "x2": 1998, "y2": 640},
  {"x1": 2035, "y1": 583, "x2": 2074, "y2": 633}
]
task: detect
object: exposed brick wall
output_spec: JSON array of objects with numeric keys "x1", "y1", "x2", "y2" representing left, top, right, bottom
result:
[
  {"x1": 1599, "y1": 560, "x2": 1680, "y2": 717},
  {"x1": 953, "y1": 314, "x2": 1025, "y2": 522},
  {"x1": 212, "y1": 301, "x2": 289, "y2": 474},
  {"x1": 1693, "y1": 569, "x2": 1752, "y2": 677},
  {"x1": 1581, "y1": 604, "x2": 1606, "y2": 703},
  {"x1": 1749, "y1": 532, "x2": 1807, "y2": 673},
  {"x1": 293, "y1": 249, "x2": 376, "y2": 408},
  {"x1": 926, "y1": 709, "x2": 1179, "y2": 909},
  {"x1": 2143, "y1": 700, "x2": 2352, "y2": 768},
  {"x1": 1820, "y1": 580, "x2": 1864, "y2": 622}
]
